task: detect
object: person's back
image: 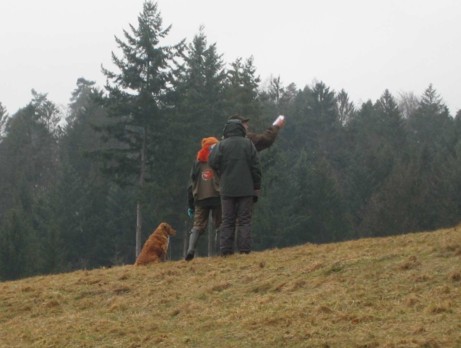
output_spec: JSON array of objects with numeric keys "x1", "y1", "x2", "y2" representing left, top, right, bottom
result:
[
  {"x1": 186, "y1": 137, "x2": 221, "y2": 261},
  {"x1": 212, "y1": 124, "x2": 260, "y2": 197},
  {"x1": 209, "y1": 119, "x2": 261, "y2": 255}
]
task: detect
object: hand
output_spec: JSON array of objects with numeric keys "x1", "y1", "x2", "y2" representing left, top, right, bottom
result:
[
  {"x1": 187, "y1": 208, "x2": 194, "y2": 218},
  {"x1": 273, "y1": 115, "x2": 286, "y2": 128}
]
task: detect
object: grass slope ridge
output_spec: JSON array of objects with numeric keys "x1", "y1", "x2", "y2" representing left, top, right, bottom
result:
[{"x1": 1, "y1": 226, "x2": 460, "y2": 348}]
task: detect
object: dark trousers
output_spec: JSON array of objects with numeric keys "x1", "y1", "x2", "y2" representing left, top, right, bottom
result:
[
  {"x1": 220, "y1": 196, "x2": 253, "y2": 254},
  {"x1": 192, "y1": 204, "x2": 222, "y2": 233}
]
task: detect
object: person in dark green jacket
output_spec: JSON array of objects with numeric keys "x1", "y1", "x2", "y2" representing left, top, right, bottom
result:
[{"x1": 208, "y1": 119, "x2": 262, "y2": 255}]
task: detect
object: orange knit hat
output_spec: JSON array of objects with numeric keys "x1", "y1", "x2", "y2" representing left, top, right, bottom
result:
[
  {"x1": 197, "y1": 137, "x2": 219, "y2": 162},
  {"x1": 201, "y1": 137, "x2": 218, "y2": 148}
]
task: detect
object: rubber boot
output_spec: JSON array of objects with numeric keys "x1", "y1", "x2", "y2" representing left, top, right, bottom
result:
[{"x1": 185, "y1": 229, "x2": 201, "y2": 261}]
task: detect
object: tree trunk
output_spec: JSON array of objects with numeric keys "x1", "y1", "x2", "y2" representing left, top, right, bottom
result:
[
  {"x1": 207, "y1": 211, "x2": 213, "y2": 257},
  {"x1": 183, "y1": 220, "x2": 188, "y2": 258},
  {"x1": 135, "y1": 129, "x2": 147, "y2": 257},
  {"x1": 136, "y1": 202, "x2": 142, "y2": 258}
]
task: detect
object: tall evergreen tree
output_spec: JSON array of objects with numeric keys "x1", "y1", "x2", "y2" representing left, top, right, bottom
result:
[
  {"x1": 176, "y1": 27, "x2": 226, "y2": 138},
  {"x1": 253, "y1": 77, "x2": 295, "y2": 248},
  {"x1": 343, "y1": 91, "x2": 408, "y2": 235},
  {"x1": 223, "y1": 57, "x2": 262, "y2": 124},
  {"x1": 405, "y1": 85, "x2": 456, "y2": 230},
  {"x1": 310, "y1": 82, "x2": 339, "y2": 130},
  {"x1": 171, "y1": 27, "x2": 227, "y2": 256},
  {"x1": 97, "y1": 1, "x2": 184, "y2": 257},
  {"x1": 309, "y1": 82, "x2": 343, "y2": 162},
  {"x1": 283, "y1": 81, "x2": 340, "y2": 155},
  {"x1": 0, "y1": 92, "x2": 61, "y2": 279},
  {"x1": 0, "y1": 91, "x2": 60, "y2": 220},
  {"x1": 55, "y1": 78, "x2": 126, "y2": 269},
  {"x1": 353, "y1": 91, "x2": 407, "y2": 234},
  {"x1": 406, "y1": 84, "x2": 452, "y2": 149}
]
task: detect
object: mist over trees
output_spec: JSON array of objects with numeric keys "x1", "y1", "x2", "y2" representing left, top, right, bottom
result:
[{"x1": 1, "y1": 1, "x2": 461, "y2": 281}]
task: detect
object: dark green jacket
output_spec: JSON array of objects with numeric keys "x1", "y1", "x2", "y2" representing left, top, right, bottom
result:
[{"x1": 209, "y1": 121, "x2": 261, "y2": 197}]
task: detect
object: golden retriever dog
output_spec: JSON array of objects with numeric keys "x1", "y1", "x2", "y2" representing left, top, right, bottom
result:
[{"x1": 134, "y1": 222, "x2": 176, "y2": 265}]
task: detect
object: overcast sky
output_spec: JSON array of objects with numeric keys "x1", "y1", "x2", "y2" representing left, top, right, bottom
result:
[{"x1": 1, "y1": 0, "x2": 460, "y2": 116}]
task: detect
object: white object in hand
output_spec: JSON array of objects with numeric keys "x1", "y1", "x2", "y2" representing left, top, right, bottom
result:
[{"x1": 273, "y1": 115, "x2": 285, "y2": 126}]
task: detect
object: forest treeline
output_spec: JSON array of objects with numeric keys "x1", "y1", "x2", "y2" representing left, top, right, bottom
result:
[{"x1": 1, "y1": 1, "x2": 460, "y2": 281}]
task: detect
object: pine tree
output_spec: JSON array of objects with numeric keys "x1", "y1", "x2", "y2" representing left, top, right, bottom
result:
[
  {"x1": 97, "y1": 1, "x2": 184, "y2": 257},
  {"x1": 223, "y1": 57, "x2": 262, "y2": 123},
  {"x1": 0, "y1": 92, "x2": 60, "y2": 220},
  {"x1": 176, "y1": 27, "x2": 226, "y2": 136},
  {"x1": 55, "y1": 78, "x2": 111, "y2": 269},
  {"x1": 0, "y1": 92, "x2": 61, "y2": 279},
  {"x1": 252, "y1": 76, "x2": 294, "y2": 249},
  {"x1": 406, "y1": 84, "x2": 452, "y2": 149},
  {"x1": 171, "y1": 27, "x2": 227, "y2": 256}
]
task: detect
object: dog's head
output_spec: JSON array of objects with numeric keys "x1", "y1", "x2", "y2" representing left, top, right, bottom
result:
[{"x1": 159, "y1": 222, "x2": 176, "y2": 236}]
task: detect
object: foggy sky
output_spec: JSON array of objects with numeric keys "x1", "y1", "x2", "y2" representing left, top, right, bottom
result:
[{"x1": 1, "y1": 0, "x2": 460, "y2": 115}]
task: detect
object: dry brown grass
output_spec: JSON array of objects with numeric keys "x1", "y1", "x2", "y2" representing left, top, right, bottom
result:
[{"x1": 1, "y1": 225, "x2": 461, "y2": 347}]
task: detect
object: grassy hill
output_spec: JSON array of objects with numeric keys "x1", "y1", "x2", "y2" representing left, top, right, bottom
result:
[{"x1": 1, "y1": 226, "x2": 460, "y2": 348}]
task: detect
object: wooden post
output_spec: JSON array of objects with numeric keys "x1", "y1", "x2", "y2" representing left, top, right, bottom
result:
[{"x1": 207, "y1": 211, "x2": 213, "y2": 257}]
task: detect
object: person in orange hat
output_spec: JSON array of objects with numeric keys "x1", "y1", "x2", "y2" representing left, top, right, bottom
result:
[{"x1": 185, "y1": 137, "x2": 221, "y2": 261}]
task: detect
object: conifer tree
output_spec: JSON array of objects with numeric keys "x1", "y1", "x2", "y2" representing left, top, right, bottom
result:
[
  {"x1": 98, "y1": 1, "x2": 184, "y2": 257},
  {"x1": 0, "y1": 92, "x2": 61, "y2": 279},
  {"x1": 224, "y1": 57, "x2": 262, "y2": 123},
  {"x1": 171, "y1": 27, "x2": 226, "y2": 256},
  {"x1": 55, "y1": 78, "x2": 121, "y2": 269},
  {"x1": 406, "y1": 84, "x2": 451, "y2": 149},
  {"x1": 176, "y1": 27, "x2": 226, "y2": 137}
]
